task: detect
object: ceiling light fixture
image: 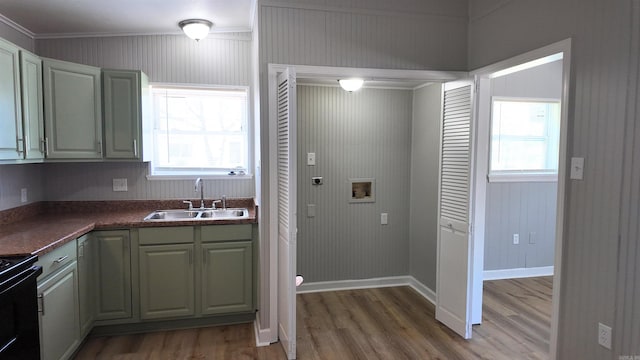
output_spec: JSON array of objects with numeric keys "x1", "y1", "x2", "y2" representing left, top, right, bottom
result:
[
  {"x1": 179, "y1": 19, "x2": 213, "y2": 41},
  {"x1": 338, "y1": 79, "x2": 364, "y2": 92}
]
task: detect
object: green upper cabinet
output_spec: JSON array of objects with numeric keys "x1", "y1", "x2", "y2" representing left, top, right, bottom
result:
[
  {"x1": 43, "y1": 57, "x2": 102, "y2": 159},
  {"x1": 20, "y1": 50, "x2": 45, "y2": 160},
  {"x1": 102, "y1": 69, "x2": 149, "y2": 160},
  {"x1": 0, "y1": 38, "x2": 23, "y2": 160}
]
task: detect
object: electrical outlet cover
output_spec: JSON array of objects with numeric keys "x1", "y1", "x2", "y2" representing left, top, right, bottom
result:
[{"x1": 598, "y1": 323, "x2": 612, "y2": 349}]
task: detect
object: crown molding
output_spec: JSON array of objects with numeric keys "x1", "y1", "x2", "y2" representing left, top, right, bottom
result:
[
  {"x1": 0, "y1": 12, "x2": 35, "y2": 39},
  {"x1": 33, "y1": 27, "x2": 252, "y2": 40}
]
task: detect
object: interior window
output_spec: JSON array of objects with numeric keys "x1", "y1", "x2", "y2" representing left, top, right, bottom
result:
[
  {"x1": 489, "y1": 98, "x2": 560, "y2": 181},
  {"x1": 149, "y1": 85, "x2": 249, "y2": 177}
]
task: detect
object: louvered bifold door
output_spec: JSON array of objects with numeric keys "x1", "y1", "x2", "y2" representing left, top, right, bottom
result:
[
  {"x1": 436, "y1": 81, "x2": 474, "y2": 339},
  {"x1": 276, "y1": 68, "x2": 297, "y2": 360}
]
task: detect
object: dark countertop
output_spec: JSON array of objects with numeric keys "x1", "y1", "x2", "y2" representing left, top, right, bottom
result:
[{"x1": 0, "y1": 199, "x2": 257, "y2": 257}]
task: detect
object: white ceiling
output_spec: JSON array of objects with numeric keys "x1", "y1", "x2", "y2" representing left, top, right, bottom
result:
[{"x1": 0, "y1": 0, "x2": 255, "y2": 38}]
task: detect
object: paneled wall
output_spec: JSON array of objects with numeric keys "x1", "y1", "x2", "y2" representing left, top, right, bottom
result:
[
  {"x1": 0, "y1": 19, "x2": 33, "y2": 51},
  {"x1": 0, "y1": 164, "x2": 44, "y2": 211},
  {"x1": 484, "y1": 60, "x2": 562, "y2": 271},
  {"x1": 296, "y1": 85, "x2": 412, "y2": 282},
  {"x1": 34, "y1": 34, "x2": 255, "y2": 201},
  {"x1": 469, "y1": 0, "x2": 639, "y2": 358},
  {"x1": 256, "y1": 0, "x2": 468, "y2": 332},
  {"x1": 409, "y1": 84, "x2": 442, "y2": 291}
]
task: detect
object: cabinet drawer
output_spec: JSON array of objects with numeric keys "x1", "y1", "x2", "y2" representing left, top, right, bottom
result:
[
  {"x1": 139, "y1": 226, "x2": 194, "y2": 245},
  {"x1": 36, "y1": 240, "x2": 78, "y2": 280},
  {"x1": 201, "y1": 224, "x2": 252, "y2": 243}
]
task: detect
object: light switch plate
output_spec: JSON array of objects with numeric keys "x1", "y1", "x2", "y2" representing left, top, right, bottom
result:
[
  {"x1": 570, "y1": 157, "x2": 585, "y2": 180},
  {"x1": 21, "y1": 188, "x2": 27, "y2": 203},
  {"x1": 112, "y1": 178, "x2": 128, "y2": 192},
  {"x1": 381, "y1": 213, "x2": 388, "y2": 225},
  {"x1": 307, "y1": 152, "x2": 316, "y2": 166}
]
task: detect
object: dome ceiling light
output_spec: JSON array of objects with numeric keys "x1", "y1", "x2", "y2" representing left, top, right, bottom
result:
[
  {"x1": 179, "y1": 19, "x2": 213, "y2": 41},
  {"x1": 338, "y1": 79, "x2": 364, "y2": 92}
]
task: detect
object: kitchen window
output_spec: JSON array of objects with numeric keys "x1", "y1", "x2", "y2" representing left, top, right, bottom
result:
[
  {"x1": 489, "y1": 98, "x2": 560, "y2": 182},
  {"x1": 148, "y1": 85, "x2": 249, "y2": 178}
]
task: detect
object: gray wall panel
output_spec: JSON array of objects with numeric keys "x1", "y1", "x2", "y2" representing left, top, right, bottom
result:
[
  {"x1": 470, "y1": 0, "x2": 637, "y2": 358},
  {"x1": 0, "y1": 164, "x2": 44, "y2": 211},
  {"x1": 0, "y1": 20, "x2": 34, "y2": 51},
  {"x1": 32, "y1": 34, "x2": 255, "y2": 202},
  {"x1": 409, "y1": 84, "x2": 441, "y2": 290},
  {"x1": 484, "y1": 60, "x2": 562, "y2": 271},
  {"x1": 296, "y1": 85, "x2": 412, "y2": 282}
]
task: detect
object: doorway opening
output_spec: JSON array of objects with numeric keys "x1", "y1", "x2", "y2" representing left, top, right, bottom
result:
[{"x1": 469, "y1": 39, "x2": 572, "y2": 359}]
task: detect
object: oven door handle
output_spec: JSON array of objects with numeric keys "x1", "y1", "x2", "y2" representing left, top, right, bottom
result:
[
  {"x1": 0, "y1": 336, "x2": 18, "y2": 354},
  {"x1": 0, "y1": 266, "x2": 43, "y2": 297}
]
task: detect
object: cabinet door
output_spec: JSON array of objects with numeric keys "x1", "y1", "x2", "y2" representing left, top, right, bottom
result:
[
  {"x1": 93, "y1": 230, "x2": 132, "y2": 321},
  {"x1": 77, "y1": 234, "x2": 94, "y2": 337},
  {"x1": 20, "y1": 50, "x2": 45, "y2": 160},
  {"x1": 103, "y1": 70, "x2": 143, "y2": 159},
  {"x1": 43, "y1": 58, "x2": 102, "y2": 159},
  {"x1": 0, "y1": 38, "x2": 23, "y2": 160},
  {"x1": 139, "y1": 244, "x2": 195, "y2": 320},
  {"x1": 201, "y1": 241, "x2": 253, "y2": 315},
  {"x1": 38, "y1": 261, "x2": 80, "y2": 360}
]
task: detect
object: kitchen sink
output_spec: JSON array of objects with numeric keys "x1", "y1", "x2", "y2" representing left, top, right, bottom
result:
[{"x1": 143, "y1": 208, "x2": 249, "y2": 221}]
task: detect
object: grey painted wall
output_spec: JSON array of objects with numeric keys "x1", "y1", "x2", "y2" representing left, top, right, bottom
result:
[
  {"x1": 0, "y1": 21, "x2": 33, "y2": 51},
  {"x1": 0, "y1": 164, "x2": 44, "y2": 211},
  {"x1": 33, "y1": 34, "x2": 255, "y2": 201},
  {"x1": 296, "y1": 85, "x2": 412, "y2": 282},
  {"x1": 470, "y1": 0, "x2": 639, "y2": 358},
  {"x1": 257, "y1": 0, "x2": 468, "y2": 330},
  {"x1": 409, "y1": 84, "x2": 442, "y2": 290},
  {"x1": 484, "y1": 60, "x2": 562, "y2": 271}
]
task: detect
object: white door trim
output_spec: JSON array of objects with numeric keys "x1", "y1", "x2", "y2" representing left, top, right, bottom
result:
[{"x1": 469, "y1": 38, "x2": 572, "y2": 360}]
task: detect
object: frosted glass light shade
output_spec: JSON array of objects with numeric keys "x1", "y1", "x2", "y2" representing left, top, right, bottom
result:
[
  {"x1": 179, "y1": 19, "x2": 213, "y2": 41},
  {"x1": 338, "y1": 79, "x2": 364, "y2": 92}
]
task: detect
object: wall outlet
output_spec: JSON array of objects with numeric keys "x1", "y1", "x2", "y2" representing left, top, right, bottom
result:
[
  {"x1": 112, "y1": 178, "x2": 128, "y2": 192},
  {"x1": 20, "y1": 188, "x2": 27, "y2": 203},
  {"x1": 598, "y1": 322, "x2": 612, "y2": 349},
  {"x1": 311, "y1": 177, "x2": 323, "y2": 185},
  {"x1": 513, "y1": 234, "x2": 519, "y2": 245},
  {"x1": 381, "y1": 213, "x2": 388, "y2": 225}
]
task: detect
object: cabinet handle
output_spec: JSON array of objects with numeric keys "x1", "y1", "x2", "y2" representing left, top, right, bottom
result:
[
  {"x1": 37, "y1": 294, "x2": 44, "y2": 315},
  {"x1": 133, "y1": 139, "x2": 138, "y2": 157},
  {"x1": 97, "y1": 140, "x2": 102, "y2": 155},
  {"x1": 43, "y1": 138, "x2": 49, "y2": 157},
  {"x1": 53, "y1": 255, "x2": 68, "y2": 264},
  {"x1": 16, "y1": 138, "x2": 24, "y2": 154}
]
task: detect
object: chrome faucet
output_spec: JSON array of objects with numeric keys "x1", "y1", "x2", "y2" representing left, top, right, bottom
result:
[{"x1": 194, "y1": 178, "x2": 205, "y2": 209}]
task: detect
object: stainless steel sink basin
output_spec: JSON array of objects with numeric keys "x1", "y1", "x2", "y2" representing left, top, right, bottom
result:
[{"x1": 143, "y1": 208, "x2": 249, "y2": 221}]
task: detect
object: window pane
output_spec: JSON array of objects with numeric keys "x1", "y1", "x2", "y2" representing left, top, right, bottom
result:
[
  {"x1": 490, "y1": 99, "x2": 560, "y2": 173},
  {"x1": 151, "y1": 86, "x2": 248, "y2": 175}
]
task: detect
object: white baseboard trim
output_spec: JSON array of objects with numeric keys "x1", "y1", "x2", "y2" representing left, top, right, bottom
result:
[
  {"x1": 407, "y1": 277, "x2": 437, "y2": 305},
  {"x1": 296, "y1": 276, "x2": 410, "y2": 293},
  {"x1": 483, "y1": 266, "x2": 554, "y2": 281},
  {"x1": 253, "y1": 317, "x2": 274, "y2": 347},
  {"x1": 296, "y1": 275, "x2": 436, "y2": 305}
]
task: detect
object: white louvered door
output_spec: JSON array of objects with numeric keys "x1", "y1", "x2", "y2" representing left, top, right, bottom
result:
[
  {"x1": 277, "y1": 68, "x2": 297, "y2": 359},
  {"x1": 436, "y1": 81, "x2": 475, "y2": 339}
]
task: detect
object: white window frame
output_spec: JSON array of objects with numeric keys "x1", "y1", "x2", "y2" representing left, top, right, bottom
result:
[
  {"x1": 488, "y1": 96, "x2": 561, "y2": 183},
  {"x1": 146, "y1": 83, "x2": 253, "y2": 180}
]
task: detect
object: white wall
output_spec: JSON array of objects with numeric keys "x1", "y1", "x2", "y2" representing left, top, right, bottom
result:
[
  {"x1": 409, "y1": 84, "x2": 442, "y2": 290},
  {"x1": 469, "y1": 1, "x2": 640, "y2": 358}
]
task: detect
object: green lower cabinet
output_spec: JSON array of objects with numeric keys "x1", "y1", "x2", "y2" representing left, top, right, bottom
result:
[
  {"x1": 93, "y1": 230, "x2": 132, "y2": 321},
  {"x1": 77, "y1": 234, "x2": 94, "y2": 338},
  {"x1": 38, "y1": 261, "x2": 80, "y2": 360},
  {"x1": 139, "y1": 244, "x2": 195, "y2": 320},
  {"x1": 201, "y1": 241, "x2": 253, "y2": 315}
]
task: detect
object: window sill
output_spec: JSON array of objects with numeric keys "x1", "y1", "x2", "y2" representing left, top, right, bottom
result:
[
  {"x1": 488, "y1": 173, "x2": 557, "y2": 183},
  {"x1": 146, "y1": 174, "x2": 254, "y2": 181}
]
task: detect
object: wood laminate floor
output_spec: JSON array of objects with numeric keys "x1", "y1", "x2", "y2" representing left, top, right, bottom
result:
[{"x1": 75, "y1": 276, "x2": 552, "y2": 360}]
